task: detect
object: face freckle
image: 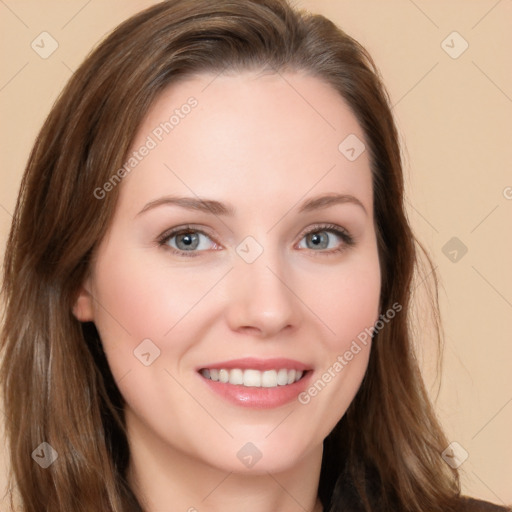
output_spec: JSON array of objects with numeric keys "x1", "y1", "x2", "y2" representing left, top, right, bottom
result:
[{"x1": 79, "y1": 70, "x2": 381, "y2": 479}]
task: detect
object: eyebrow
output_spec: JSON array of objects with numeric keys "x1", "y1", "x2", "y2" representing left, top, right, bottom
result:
[
  {"x1": 137, "y1": 196, "x2": 235, "y2": 217},
  {"x1": 298, "y1": 193, "x2": 367, "y2": 216},
  {"x1": 137, "y1": 193, "x2": 367, "y2": 217}
]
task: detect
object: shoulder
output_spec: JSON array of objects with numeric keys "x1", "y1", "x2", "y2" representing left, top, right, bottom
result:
[{"x1": 458, "y1": 496, "x2": 511, "y2": 512}]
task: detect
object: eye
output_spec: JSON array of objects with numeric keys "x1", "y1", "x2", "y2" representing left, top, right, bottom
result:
[
  {"x1": 297, "y1": 224, "x2": 354, "y2": 253},
  {"x1": 158, "y1": 226, "x2": 220, "y2": 254}
]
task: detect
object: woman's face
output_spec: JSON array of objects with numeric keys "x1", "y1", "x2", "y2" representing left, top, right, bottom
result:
[{"x1": 74, "y1": 71, "x2": 381, "y2": 474}]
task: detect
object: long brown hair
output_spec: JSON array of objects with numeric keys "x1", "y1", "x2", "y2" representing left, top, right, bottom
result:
[{"x1": 1, "y1": 0, "x2": 469, "y2": 510}]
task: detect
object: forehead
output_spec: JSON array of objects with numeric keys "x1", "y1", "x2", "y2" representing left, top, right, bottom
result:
[{"x1": 118, "y1": 70, "x2": 372, "y2": 215}]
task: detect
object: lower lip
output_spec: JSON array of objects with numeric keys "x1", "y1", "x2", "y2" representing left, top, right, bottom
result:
[{"x1": 199, "y1": 372, "x2": 312, "y2": 409}]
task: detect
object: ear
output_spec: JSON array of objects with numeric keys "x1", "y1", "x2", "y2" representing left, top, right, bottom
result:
[{"x1": 72, "y1": 281, "x2": 95, "y2": 322}]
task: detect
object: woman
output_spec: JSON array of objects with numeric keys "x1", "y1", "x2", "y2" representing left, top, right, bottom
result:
[{"x1": 1, "y1": 0, "x2": 509, "y2": 511}]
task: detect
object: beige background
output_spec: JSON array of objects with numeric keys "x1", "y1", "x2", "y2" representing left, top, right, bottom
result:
[{"x1": 0, "y1": 0, "x2": 510, "y2": 508}]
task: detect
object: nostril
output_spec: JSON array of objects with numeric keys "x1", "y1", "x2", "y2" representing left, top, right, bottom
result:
[{"x1": 238, "y1": 325, "x2": 264, "y2": 335}]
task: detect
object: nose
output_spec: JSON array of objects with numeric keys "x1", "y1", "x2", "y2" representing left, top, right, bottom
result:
[{"x1": 225, "y1": 252, "x2": 301, "y2": 338}]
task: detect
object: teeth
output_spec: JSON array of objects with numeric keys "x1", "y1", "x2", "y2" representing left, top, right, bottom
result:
[
  {"x1": 200, "y1": 368, "x2": 305, "y2": 388},
  {"x1": 219, "y1": 369, "x2": 229, "y2": 383},
  {"x1": 277, "y1": 368, "x2": 289, "y2": 385},
  {"x1": 244, "y1": 369, "x2": 261, "y2": 387},
  {"x1": 261, "y1": 370, "x2": 277, "y2": 388},
  {"x1": 228, "y1": 368, "x2": 243, "y2": 385}
]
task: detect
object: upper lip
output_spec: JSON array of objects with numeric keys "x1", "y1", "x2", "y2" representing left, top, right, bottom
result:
[{"x1": 197, "y1": 357, "x2": 311, "y2": 372}]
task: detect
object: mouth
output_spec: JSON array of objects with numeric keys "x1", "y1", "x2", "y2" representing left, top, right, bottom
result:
[
  {"x1": 197, "y1": 358, "x2": 312, "y2": 408},
  {"x1": 199, "y1": 368, "x2": 306, "y2": 388}
]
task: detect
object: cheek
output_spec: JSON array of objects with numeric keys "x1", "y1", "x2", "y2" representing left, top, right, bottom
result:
[
  {"x1": 300, "y1": 249, "x2": 381, "y2": 352},
  {"x1": 88, "y1": 250, "x2": 216, "y2": 407},
  {"x1": 293, "y1": 254, "x2": 380, "y2": 434},
  {"x1": 91, "y1": 249, "x2": 218, "y2": 342},
  {"x1": 293, "y1": 246, "x2": 380, "y2": 414},
  {"x1": 88, "y1": 246, "x2": 232, "y2": 390}
]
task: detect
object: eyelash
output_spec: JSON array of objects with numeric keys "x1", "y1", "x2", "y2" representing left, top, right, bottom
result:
[{"x1": 157, "y1": 223, "x2": 355, "y2": 257}]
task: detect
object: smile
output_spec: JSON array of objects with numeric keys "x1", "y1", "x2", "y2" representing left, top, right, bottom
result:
[
  {"x1": 197, "y1": 358, "x2": 312, "y2": 409},
  {"x1": 199, "y1": 368, "x2": 304, "y2": 388}
]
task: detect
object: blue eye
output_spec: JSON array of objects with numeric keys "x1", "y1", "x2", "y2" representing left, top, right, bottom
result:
[
  {"x1": 158, "y1": 224, "x2": 354, "y2": 257},
  {"x1": 297, "y1": 225, "x2": 354, "y2": 252},
  {"x1": 161, "y1": 228, "x2": 218, "y2": 253}
]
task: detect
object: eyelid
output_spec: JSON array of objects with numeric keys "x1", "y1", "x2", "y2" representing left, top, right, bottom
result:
[{"x1": 298, "y1": 223, "x2": 352, "y2": 238}]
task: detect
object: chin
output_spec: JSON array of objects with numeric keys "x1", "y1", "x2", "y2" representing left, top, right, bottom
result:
[{"x1": 198, "y1": 432, "x2": 319, "y2": 476}]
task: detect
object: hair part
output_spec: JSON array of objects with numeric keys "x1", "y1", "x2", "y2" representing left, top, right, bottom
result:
[{"x1": 2, "y1": 1, "x2": 461, "y2": 510}]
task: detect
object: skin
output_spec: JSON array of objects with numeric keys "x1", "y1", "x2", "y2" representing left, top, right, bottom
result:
[{"x1": 74, "y1": 71, "x2": 381, "y2": 512}]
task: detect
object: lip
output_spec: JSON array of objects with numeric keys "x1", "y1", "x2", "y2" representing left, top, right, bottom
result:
[
  {"x1": 196, "y1": 357, "x2": 311, "y2": 372},
  {"x1": 197, "y1": 358, "x2": 313, "y2": 409}
]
